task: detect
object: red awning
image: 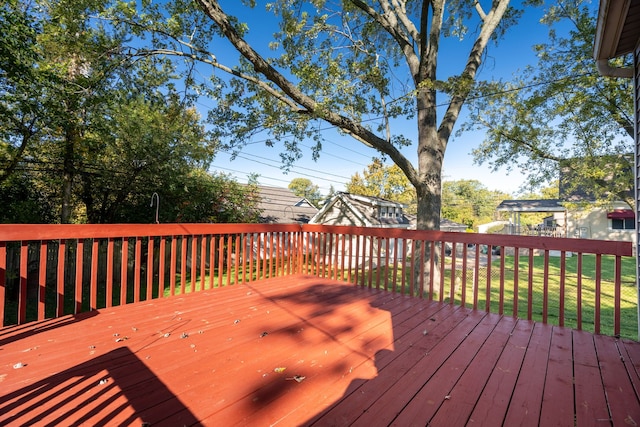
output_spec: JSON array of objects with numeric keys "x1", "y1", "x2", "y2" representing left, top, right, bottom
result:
[{"x1": 607, "y1": 209, "x2": 635, "y2": 219}]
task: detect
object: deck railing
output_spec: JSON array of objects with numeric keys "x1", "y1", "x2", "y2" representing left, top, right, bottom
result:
[{"x1": 0, "y1": 223, "x2": 635, "y2": 338}]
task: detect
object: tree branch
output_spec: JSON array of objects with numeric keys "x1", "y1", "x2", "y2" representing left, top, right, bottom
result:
[
  {"x1": 195, "y1": 0, "x2": 420, "y2": 186},
  {"x1": 350, "y1": 0, "x2": 421, "y2": 78},
  {"x1": 438, "y1": 0, "x2": 510, "y2": 143},
  {"x1": 477, "y1": 117, "x2": 563, "y2": 162},
  {"x1": 134, "y1": 47, "x2": 305, "y2": 113},
  {"x1": 474, "y1": 1, "x2": 487, "y2": 20}
]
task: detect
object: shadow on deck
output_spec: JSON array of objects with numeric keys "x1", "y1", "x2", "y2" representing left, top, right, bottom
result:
[
  {"x1": 1, "y1": 346, "x2": 199, "y2": 425},
  {"x1": 1, "y1": 275, "x2": 640, "y2": 426}
]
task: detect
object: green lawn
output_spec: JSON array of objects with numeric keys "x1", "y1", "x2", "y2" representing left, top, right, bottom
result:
[{"x1": 347, "y1": 254, "x2": 638, "y2": 340}]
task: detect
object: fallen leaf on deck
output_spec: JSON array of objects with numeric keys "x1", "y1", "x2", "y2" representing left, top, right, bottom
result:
[{"x1": 274, "y1": 367, "x2": 286, "y2": 373}]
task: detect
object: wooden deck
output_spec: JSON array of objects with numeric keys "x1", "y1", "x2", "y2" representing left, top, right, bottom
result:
[{"x1": 1, "y1": 275, "x2": 639, "y2": 426}]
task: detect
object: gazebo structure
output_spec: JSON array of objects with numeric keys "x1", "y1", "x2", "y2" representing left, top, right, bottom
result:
[{"x1": 496, "y1": 199, "x2": 568, "y2": 237}]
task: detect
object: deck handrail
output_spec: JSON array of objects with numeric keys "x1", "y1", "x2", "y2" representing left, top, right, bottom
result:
[{"x1": 0, "y1": 223, "x2": 635, "y2": 338}]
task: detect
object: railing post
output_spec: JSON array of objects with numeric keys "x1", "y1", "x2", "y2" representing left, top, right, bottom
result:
[{"x1": 0, "y1": 241, "x2": 5, "y2": 325}]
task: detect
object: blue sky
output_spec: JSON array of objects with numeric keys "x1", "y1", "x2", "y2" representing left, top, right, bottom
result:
[{"x1": 203, "y1": 1, "x2": 582, "y2": 196}]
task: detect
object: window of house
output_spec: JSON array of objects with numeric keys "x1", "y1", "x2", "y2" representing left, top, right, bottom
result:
[
  {"x1": 380, "y1": 207, "x2": 387, "y2": 217},
  {"x1": 611, "y1": 218, "x2": 634, "y2": 230}
]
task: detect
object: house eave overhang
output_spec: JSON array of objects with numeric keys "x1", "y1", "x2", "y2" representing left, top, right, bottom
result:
[
  {"x1": 594, "y1": 0, "x2": 631, "y2": 60},
  {"x1": 593, "y1": 0, "x2": 638, "y2": 78}
]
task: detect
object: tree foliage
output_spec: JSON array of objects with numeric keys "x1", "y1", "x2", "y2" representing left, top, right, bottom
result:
[
  {"x1": 0, "y1": 0, "x2": 257, "y2": 224},
  {"x1": 288, "y1": 178, "x2": 322, "y2": 208},
  {"x1": 441, "y1": 180, "x2": 509, "y2": 229},
  {"x1": 102, "y1": 0, "x2": 528, "y2": 230},
  {"x1": 346, "y1": 159, "x2": 417, "y2": 214},
  {"x1": 462, "y1": 0, "x2": 634, "y2": 206}
]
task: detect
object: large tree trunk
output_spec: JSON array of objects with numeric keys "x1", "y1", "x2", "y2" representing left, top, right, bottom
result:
[
  {"x1": 61, "y1": 123, "x2": 79, "y2": 224},
  {"x1": 413, "y1": 87, "x2": 445, "y2": 294}
]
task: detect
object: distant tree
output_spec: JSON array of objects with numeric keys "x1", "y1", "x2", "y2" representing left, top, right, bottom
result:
[
  {"x1": 1, "y1": 0, "x2": 254, "y2": 224},
  {"x1": 288, "y1": 178, "x2": 322, "y2": 208},
  {"x1": 441, "y1": 180, "x2": 509, "y2": 229},
  {"x1": 463, "y1": 1, "x2": 633, "y2": 205},
  {"x1": 519, "y1": 181, "x2": 560, "y2": 201},
  {"x1": 170, "y1": 171, "x2": 262, "y2": 224},
  {"x1": 346, "y1": 159, "x2": 417, "y2": 214},
  {"x1": 0, "y1": 173, "x2": 55, "y2": 223},
  {"x1": 324, "y1": 185, "x2": 337, "y2": 205}
]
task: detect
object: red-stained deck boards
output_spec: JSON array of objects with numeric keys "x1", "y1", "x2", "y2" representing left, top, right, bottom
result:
[
  {"x1": 390, "y1": 312, "x2": 504, "y2": 425},
  {"x1": 539, "y1": 326, "x2": 575, "y2": 426},
  {"x1": 2, "y1": 274, "x2": 640, "y2": 426},
  {"x1": 427, "y1": 315, "x2": 518, "y2": 426},
  {"x1": 502, "y1": 322, "x2": 553, "y2": 427},
  {"x1": 594, "y1": 334, "x2": 640, "y2": 425},
  {"x1": 467, "y1": 318, "x2": 534, "y2": 426},
  {"x1": 573, "y1": 329, "x2": 610, "y2": 427}
]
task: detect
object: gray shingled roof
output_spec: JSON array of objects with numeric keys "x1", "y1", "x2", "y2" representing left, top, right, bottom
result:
[
  {"x1": 255, "y1": 185, "x2": 318, "y2": 224},
  {"x1": 496, "y1": 199, "x2": 566, "y2": 212}
]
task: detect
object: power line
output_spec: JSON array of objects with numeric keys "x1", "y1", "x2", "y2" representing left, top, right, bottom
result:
[
  {"x1": 221, "y1": 149, "x2": 354, "y2": 181},
  {"x1": 212, "y1": 153, "x2": 349, "y2": 186},
  {"x1": 211, "y1": 163, "x2": 341, "y2": 191}
]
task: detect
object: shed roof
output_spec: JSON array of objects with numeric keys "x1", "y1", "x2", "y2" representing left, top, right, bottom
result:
[{"x1": 496, "y1": 199, "x2": 567, "y2": 213}]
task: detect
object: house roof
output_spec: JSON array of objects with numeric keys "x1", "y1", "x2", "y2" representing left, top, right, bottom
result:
[
  {"x1": 311, "y1": 192, "x2": 410, "y2": 227},
  {"x1": 253, "y1": 185, "x2": 318, "y2": 224},
  {"x1": 312, "y1": 192, "x2": 467, "y2": 230},
  {"x1": 496, "y1": 199, "x2": 567, "y2": 213},
  {"x1": 594, "y1": 0, "x2": 640, "y2": 60}
]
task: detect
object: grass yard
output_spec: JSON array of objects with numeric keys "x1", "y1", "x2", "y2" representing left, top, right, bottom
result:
[
  {"x1": 358, "y1": 253, "x2": 638, "y2": 339},
  {"x1": 4, "y1": 250, "x2": 638, "y2": 340}
]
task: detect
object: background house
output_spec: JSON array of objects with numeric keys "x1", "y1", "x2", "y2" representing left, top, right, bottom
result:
[
  {"x1": 497, "y1": 198, "x2": 636, "y2": 242},
  {"x1": 310, "y1": 192, "x2": 467, "y2": 231},
  {"x1": 310, "y1": 192, "x2": 411, "y2": 228},
  {"x1": 309, "y1": 192, "x2": 467, "y2": 264},
  {"x1": 496, "y1": 199, "x2": 568, "y2": 237},
  {"x1": 254, "y1": 185, "x2": 318, "y2": 224},
  {"x1": 496, "y1": 155, "x2": 636, "y2": 242}
]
